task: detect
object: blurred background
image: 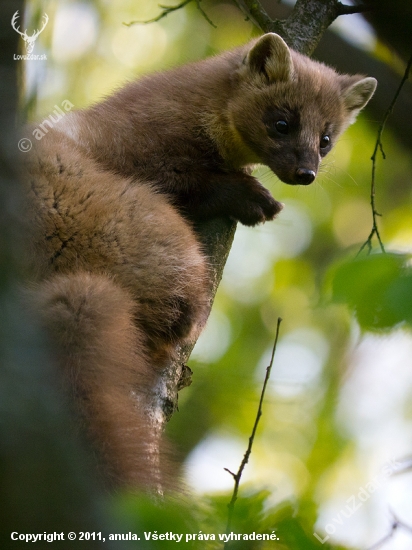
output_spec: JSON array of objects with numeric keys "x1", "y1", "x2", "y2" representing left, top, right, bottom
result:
[{"x1": 18, "y1": 0, "x2": 412, "y2": 548}]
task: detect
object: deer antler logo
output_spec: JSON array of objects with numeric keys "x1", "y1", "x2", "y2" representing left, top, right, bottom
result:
[{"x1": 11, "y1": 11, "x2": 49, "y2": 54}]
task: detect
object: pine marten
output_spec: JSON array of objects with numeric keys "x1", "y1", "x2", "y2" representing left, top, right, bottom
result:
[{"x1": 21, "y1": 33, "x2": 376, "y2": 490}]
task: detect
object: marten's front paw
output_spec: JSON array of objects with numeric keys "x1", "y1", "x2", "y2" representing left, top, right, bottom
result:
[{"x1": 235, "y1": 186, "x2": 283, "y2": 226}]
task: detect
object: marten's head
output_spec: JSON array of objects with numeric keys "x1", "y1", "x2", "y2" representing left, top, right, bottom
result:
[{"x1": 228, "y1": 33, "x2": 377, "y2": 185}]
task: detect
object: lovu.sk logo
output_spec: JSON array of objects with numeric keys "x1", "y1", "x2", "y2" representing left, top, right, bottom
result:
[{"x1": 11, "y1": 10, "x2": 48, "y2": 59}]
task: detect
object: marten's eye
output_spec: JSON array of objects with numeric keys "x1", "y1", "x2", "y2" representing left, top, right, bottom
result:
[
  {"x1": 320, "y1": 134, "x2": 330, "y2": 149},
  {"x1": 275, "y1": 120, "x2": 289, "y2": 135}
]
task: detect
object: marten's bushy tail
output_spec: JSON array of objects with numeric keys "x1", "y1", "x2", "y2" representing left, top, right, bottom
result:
[{"x1": 30, "y1": 271, "x2": 171, "y2": 491}]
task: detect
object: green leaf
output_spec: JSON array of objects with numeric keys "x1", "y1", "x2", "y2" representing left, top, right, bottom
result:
[{"x1": 330, "y1": 253, "x2": 412, "y2": 331}]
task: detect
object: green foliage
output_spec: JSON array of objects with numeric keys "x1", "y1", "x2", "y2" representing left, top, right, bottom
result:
[
  {"x1": 112, "y1": 490, "x2": 348, "y2": 550},
  {"x1": 112, "y1": 494, "x2": 200, "y2": 549},
  {"x1": 330, "y1": 252, "x2": 412, "y2": 330}
]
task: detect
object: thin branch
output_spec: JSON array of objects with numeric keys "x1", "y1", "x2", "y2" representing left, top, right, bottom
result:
[
  {"x1": 358, "y1": 51, "x2": 412, "y2": 256},
  {"x1": 366, "y1": 521, "x2": 398, "y2": 550},
  {"x1": 124, "y1": 0, "x2": 192, "y2": 25},
  {"x1": 337, "y1": 2, "x2": 371, "y2": 16},
  {"x1": 231, "y1": 0, "x2": 275, "y2": 32},
  {"x1": 392, "y1": 456, "x2": 412, "y2": 476},
  {"x1": 231, "y1": 0, "x2": 251, "y2": 23},
  {"x1": 123, "y1": 0, "x2": 216, "y2": 28},
  {"x1": 224, "y1": 318, "x2": 282, "y2": 540},
  {"x1": 366, "y1": 513, "x2": 412, "y2": 550},
  {"x1": 193, "y1": 0, "x2": 217, "y2": 28}
]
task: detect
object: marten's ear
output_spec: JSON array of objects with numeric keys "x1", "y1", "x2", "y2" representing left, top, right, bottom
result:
[
  {"x1": 244, "y1": 33, "x2": 293, "y2": 83},
  {"x1": 340, "y1": 76, "x2": 377, "y2": 124}
]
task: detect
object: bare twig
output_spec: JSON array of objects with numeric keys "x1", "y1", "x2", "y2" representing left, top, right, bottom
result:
[
  {"x1": 224, "y1": 318, "x2": 282, "y2": 541},
  {"x1": 366, "y1": 521, "x2": 398, "y2": 550},
  {"x1": 124, "y1": 0, "x2": 192, "y2": 25},
  {"x1": 366, "y1": 513, "x2": 412, "y2": 549},
  {"x1": 124, "y1": 0, "x2": 216, "y2": 28},
  {"x1": 194, "y1": 0, "x2": 216, "y2": 28},
  {"x1": 392, "y1": 456, "x2": 412, "y2": 475},
  {"x1": 337, "y1": 2, "x2": 370, "y2": 16},
  {"x1": 358, "y1": 52, "x2": 412, "y2": 256},
  {"x1": 231, "y1": 0, "x2": 275, "y2": 32}
]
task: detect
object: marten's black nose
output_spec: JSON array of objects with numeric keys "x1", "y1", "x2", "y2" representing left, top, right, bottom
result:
[{"x1": 295, "y1": 168, "x2": 316, "y2": 185}]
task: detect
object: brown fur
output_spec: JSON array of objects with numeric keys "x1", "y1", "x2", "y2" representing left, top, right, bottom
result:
[
  {"x1": 22, "y1": 34, "x2": 376, "y2": 490},
  {"x1": 23, "y1": 131, "x2": 208, "y2": 489},
  {"x1": 29, "y1": 273, "x2": 162, "y2": 489},
  {"x1": 60, "y1": 34, "x2": 376, "y2": 223}
]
